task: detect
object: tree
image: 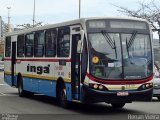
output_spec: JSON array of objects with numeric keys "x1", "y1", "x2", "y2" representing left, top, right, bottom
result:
[
  {"x1": 16, "y1": 21, "x2": 43, "y2": 29},
  {"x1": 113, "y1": 0, "x2": 160, "y2": 41}
]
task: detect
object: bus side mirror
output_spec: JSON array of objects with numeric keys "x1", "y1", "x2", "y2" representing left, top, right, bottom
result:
[
  {"x1": 77, "y1": 40, "x2": 82, "y2": 53},
  {"x1": 77, "y1": 30, "x2": 84, "y2": 54}
]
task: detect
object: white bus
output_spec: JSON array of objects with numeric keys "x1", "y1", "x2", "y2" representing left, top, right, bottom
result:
[{"x1": 4, "y1": 17, "x2": 154, "y2": 108}]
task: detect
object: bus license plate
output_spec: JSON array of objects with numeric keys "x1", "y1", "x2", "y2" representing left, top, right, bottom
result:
[{"x1": 117, "y1": 92, "x2": 129, "y2": 96}]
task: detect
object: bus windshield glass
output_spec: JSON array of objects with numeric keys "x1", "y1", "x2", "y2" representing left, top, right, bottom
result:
[{"x1": 88, "y1": 30, "x2": 152, "y2": 80}]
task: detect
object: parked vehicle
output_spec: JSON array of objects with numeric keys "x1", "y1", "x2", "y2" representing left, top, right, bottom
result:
[
  {"x1": 0, "y1": 61, "x2": 4, "y2": 71},
  {"x1": 153, "y1": 64, "x2": 160, "y2": 101}
]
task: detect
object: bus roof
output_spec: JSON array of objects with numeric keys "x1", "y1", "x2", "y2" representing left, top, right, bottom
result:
[{"x1": 5, "y1": 17, "x2": 148, "y2": 37}]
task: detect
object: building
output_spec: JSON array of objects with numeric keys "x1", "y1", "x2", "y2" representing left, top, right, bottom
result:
[{"x1": 0, "y1": 16, "x2": 7, "y2": 58}]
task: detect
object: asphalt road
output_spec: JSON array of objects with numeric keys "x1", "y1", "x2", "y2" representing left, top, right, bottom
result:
[{"x1": 0, "y1": 72, "x2": 160, "y2": 120}]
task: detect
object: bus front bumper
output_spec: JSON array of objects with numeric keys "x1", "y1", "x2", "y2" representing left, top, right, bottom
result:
[{"x1": 82, "y1": 85, "x2": 153, "y2": 103}]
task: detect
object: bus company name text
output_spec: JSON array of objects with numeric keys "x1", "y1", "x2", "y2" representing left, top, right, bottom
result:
[{"x1": 27, "y1": 64, "x2": 50, "y2": 74}]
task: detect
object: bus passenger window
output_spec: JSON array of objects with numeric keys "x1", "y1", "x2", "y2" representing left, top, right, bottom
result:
[
  {"x1": 45, "y1": 29, "x2": 57, "y2": 57},
  {"x1": 5, "y1": 37, "x2": 11, "y2": 57},
  {"x1": 25, "y1": 33, "x2": 34, "y2": 57},
  {"x1": 17, "y1": 35, "x2": 24, "y2": 57},
  {"x1": 34, "y1": 31, "x2": 45, "y2": 57},
  {"x1": 57, "y1": 27, "x2": 70, "y2": 57}
]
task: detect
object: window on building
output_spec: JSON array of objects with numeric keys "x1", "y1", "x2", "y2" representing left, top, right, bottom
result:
[
  {"x1": 57, "y1": 27, "x2": 70, "y2": 57},
  {"x1": 45, "y1": 29, "x2": 57, "y2": 57},
  {"x1": 5, "y1": 37, "x2": 11, "y2": 57},
  {"x1": 25, "y1": 33, "x2": 34, "y2": 57},
  {"x1": 34, "y1": 31, "x2": 45, "y2": 57},
  {"x1": 17, "y1": 35, "x2": 24, "y2": 57}
]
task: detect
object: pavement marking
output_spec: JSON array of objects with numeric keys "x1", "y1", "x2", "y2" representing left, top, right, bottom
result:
[
  {"x1": 0, "y1": 91, "x2": 6, "y2": 96},
  {"x1": 0, "y1": 92, "x2": 18, "y2": 96},
  {"x1": 0, "y1": 94, "x2": 17, "y2": 96},
  {"x1": 0, "y1": 84, "x2": 7, "y2": 86}
]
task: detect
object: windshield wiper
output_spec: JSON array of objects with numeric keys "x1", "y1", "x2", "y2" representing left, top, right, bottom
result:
[
  {"x1": 101, "y1": 30, "x2": 117, "y2": 58},
  {"x1": 101, "y1": 30, "x2": 115, "y2": 49},
  {"x1": 127, "y1": 31, "x2": 137, "y2": 48}
]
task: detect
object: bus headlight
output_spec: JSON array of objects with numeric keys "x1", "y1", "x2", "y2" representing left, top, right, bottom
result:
[
  {"x1": 138, "y1": 83, "x2": 153, "y2": 90},
  {"x1": 93, "y1": 84, "x2": 98, "y2": 89},
  {"x1": 89, "y1": 83, "x2": 108, "y2": 91}
]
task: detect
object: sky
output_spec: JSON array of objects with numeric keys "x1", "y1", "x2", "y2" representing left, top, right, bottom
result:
[{"x1": 0, "y1": 0, "x2": 159, "y2": 38}]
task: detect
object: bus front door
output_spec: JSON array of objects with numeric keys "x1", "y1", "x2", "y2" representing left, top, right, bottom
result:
[
  {"x1": 11, "y1": 42, "x2": 16, "y2": 86},
  {"x1": 71, "y1": 34, "x2": 81, "y2": 101}
]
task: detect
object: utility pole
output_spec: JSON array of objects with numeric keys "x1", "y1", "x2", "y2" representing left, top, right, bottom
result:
[
  {"x1": 33, "y1": 0, "x2": 35, "y2": 27},
  {"x1": 7, "y1": 7, "x2": 11, "y2": 32},
  {"x1": 79, "y1": 0, "x2": 81, "y2": 18}
]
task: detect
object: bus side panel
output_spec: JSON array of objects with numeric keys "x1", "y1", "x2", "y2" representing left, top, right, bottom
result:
[
  {"x1": 65, "y1": 83, "x2": 72, "y2": 101},
  {"x1": 4, "y1": 74, "x2": 12, "y2": 86},
  {"x1": 39, "y1": 80, "x2": 56, "y2": 97},
  {"x1": 13, "y1": 75, "x2": 17, "y2": 86},
  {"x1": 23, "y1": 77, "x2": 33, "y2": 92},
  {"x1": 4, "y1": 59, "x2": 12, "y2": 86},
  {"x1": 31, "y1": 78, "x2": 39, "y2": 92}
]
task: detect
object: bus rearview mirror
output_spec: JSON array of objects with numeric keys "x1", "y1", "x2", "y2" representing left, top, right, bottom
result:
[
  {"x1": 77, "y1": 40, "x2": 82, "y2": 53},
  {"x1": 77, "y1": 30, "x2": 84, "y2": 54}
]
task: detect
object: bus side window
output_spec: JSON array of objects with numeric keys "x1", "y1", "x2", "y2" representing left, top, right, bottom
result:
[
  {"x1": 45, "y1": 29, "x2": 57, "y2": 57},
  {"x1": 57, "y1": 27, "x2": 70, "y2": 57},
  {"x1": 25, "y1": 33, "x2": 34, "y2": 57},
  {"x1": 34, "y1": 31, "x2": 45, "y2": 57},
  {"x1": 17, "y1": 35, "x2": 24, "y2": 57},
  {"x1": 5, "y1": 37, "x2": 11, "y2": 57}
]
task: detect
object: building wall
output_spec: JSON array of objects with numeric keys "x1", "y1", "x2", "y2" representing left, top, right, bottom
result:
[
  {"x1": 0, "y1": 16, "x2": 2, "y2": 40},
  {"x1": 0, "y1": 16, "x2": 5, "y2": 58}
]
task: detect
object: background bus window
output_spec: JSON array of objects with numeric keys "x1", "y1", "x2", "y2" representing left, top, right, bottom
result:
[
  {"x1": 34, "y1": 31, "x2": 45, "y2": 57},
  {"x1": 57, "y1": 27, "x2": 70, "y2": 57},
  {"x1": 25, "y1": 33, "x2": 34, "y2": 57},
  {"x1": 5, "y1": 37, "x2": 11, "y2": 57},
  {"x1": 17, "y1": 35, "x2": 24, "y2": 57},
  {"x1": 45, "y1": 29, "x2": 57, "y2": 57}
]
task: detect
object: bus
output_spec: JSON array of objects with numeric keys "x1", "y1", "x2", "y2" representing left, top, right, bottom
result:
[{"x1": 4, "y1": 17, "x2": 154, "y2": 108}]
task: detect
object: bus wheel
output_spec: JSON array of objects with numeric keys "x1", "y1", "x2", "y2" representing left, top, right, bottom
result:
[
  {"x1": 158, "y1": 97, "x2": 160, "y2": 101},
  {"x1": 18, "y1": 76, "x2": 33, "y2": 97},
  {"x1": 111, "y1": 103, "x2": 125, "y2": 109},
  {"x1": 59, "y1": 88, "x2": 69, "y2": 108}
]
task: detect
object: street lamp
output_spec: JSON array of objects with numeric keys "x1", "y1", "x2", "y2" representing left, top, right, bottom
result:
[
  {"x1": 33, "y1": 0, "x2": 35, "y2": 27},
  {"x1": 79, "y1": 0, "x2": 81, "y2": 18},
  {"x1": 7, "y1": 7, "x2": 11, "y2": 32}
]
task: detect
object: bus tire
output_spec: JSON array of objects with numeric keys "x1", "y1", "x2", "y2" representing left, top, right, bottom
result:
[
  {"x1": 58, "y1": 86, "x2": 69, "y2": 108},
  {"x1": 18, "y1": 76, "x2": 33, "y2": 97},
  {"x1": 111, "y1": 103, "x2": 125, "y2": 109},
  {"x1": 158, "y1": 97, "x2": 160, "y2": 101},
  {"x1": 18, "y1": 75, "x2": 25, "y2": 97}
]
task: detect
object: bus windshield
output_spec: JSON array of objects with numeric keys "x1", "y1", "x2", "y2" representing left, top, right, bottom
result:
[{"x1": 88, "y1": 32, "x2": 152, "y2": 80}]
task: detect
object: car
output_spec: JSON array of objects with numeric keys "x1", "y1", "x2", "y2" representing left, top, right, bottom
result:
[
  {"x1": 153, "y1": 64, "x2": 160, "y2": 101},
  {"x1": 0, "y1": 61, "x2": 4, "y2": 71}
]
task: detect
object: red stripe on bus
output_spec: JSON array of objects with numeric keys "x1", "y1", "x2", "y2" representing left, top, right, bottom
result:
[
  {"x1": 86, "y1": 73, "x2": 154, "y2": 85},
  {"x1": 4, "y1": 58, "x2": 71, "y2": 62}
]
